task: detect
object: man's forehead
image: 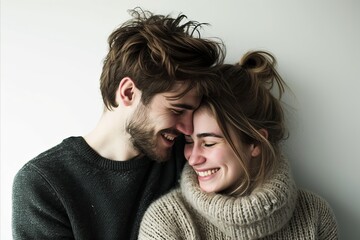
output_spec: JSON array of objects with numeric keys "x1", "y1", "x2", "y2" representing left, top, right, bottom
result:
[
  {"x1": 169, "y1": 102, "x2": 197, "y2": 110},
  {"x1": 163, "y1": 82, "x2": 201, "y2": 98},
  {"x1": 162, "y1": 85, "x2": 202, "y2": 110}
]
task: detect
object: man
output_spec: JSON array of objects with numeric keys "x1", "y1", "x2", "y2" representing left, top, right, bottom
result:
[{"x1": 12, "y1": 8, "x2": 224, "y2": 240}]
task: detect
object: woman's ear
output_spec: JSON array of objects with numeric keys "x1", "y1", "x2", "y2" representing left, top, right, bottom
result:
[
  {"x1": 250, "y1": 144, "x2": 261, "y2": 157},
  {"x1": 250, "y1": 129, "x2": 268, "y2": 157},
  {"x1": 117, "y1": 77, "x2": 137, "y2": 106}
]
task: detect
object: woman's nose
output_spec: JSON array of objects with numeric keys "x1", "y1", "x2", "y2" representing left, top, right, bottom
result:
[{"x1": 187, "y1": 148, "x2": 206, "y2": 166}]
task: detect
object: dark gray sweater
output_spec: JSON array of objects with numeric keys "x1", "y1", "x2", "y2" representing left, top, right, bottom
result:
[{"x1": 12, "y1": 136, "x2": 185, "y2": 240}]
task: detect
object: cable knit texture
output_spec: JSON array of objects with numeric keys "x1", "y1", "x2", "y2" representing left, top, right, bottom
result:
[{"x1": 139, "y1": 157, "x2": 338, "y2": 239}]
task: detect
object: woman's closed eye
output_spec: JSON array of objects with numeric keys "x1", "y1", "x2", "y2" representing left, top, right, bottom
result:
[{"x1": 202, "y1": 142, "x2": 216, "y2": 147}]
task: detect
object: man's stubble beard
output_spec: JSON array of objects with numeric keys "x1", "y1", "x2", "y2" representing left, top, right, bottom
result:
[{"x1": 126, "y1": 103, "x2": 172, "y2": 163}]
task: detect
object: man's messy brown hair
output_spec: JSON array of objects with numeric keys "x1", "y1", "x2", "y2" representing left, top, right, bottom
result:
[{"x1": 100, "y1": 8, "x2": 225, "y2": 110}]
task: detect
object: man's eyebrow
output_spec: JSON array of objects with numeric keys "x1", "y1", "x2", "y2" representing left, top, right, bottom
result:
[
  {"x1": 170, "y1": 103, "x2": 196, "y2": 110},
  {"x1": 196, "y1": 133, "x2": 223, "y2": 138}
]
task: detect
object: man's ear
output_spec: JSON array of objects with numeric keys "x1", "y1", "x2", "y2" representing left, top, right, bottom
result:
[
  {"x1": 250, "y1": 129, "x2": 268, "y2": 157},
  {"x1": 117, "y1": 77, "x2": 137, "y2": 106}
]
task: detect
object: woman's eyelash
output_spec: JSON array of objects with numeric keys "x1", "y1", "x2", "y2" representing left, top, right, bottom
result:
[{"x1": 204, "y1": 143, "x2": 216, "y2": 147}]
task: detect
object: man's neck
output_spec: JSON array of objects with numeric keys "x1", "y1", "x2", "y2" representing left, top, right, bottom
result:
[{"x1": 83, "y1": 112, "x2": 139, "y2": 161}]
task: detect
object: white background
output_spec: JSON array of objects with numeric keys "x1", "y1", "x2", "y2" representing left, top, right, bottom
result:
[{"x1": 1, "y1": 0, "x2": 359, "y2": 239}]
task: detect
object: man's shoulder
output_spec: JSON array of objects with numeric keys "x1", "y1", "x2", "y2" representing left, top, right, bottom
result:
[
  {"x1": 26, "y1": 136, "x2": 78, "y2": 166},
  {"x1": 15, "y1": 136, "x2": 80, "y2": 180}
]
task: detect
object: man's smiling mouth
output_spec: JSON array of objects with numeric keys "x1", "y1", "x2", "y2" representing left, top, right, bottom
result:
[{"x1": 162, "y1": 133, "x2": 176, "y2": 141}]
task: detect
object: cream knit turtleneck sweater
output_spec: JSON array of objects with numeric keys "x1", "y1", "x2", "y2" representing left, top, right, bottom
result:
[{"x1": 138, "y1": 158, "x2": 338, "y2": 239}]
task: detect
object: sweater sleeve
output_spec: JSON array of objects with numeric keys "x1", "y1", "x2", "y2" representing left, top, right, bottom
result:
[
  {"x1": 12, "y1": 163, "x2": 74, "y2": 240},
  {"x1": 318, "y1": 197, "x2": 338, "y2": 240}
]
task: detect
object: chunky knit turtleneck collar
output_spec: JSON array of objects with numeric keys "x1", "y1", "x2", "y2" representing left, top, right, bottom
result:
[{"x1": 180, "y1": 157, "x2": 298, "y2": 239}]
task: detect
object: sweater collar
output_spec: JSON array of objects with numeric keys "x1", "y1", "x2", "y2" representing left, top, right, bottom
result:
[
  {"x1": 65, "y1": 136, "x2": 152, "y2": 171},
  {"x1": 180, "y1": 157, "x2": 298, "y2": 239}
]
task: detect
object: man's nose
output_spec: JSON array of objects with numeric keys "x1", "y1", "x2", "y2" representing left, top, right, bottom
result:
[{"x1": 176, "y1": 114, "x2": 193, "y2": 135}]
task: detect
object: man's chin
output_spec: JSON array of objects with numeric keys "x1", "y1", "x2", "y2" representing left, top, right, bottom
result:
[
  {"x1": 134, "y1": 139, "x2": 172, "y2": 162},
  {"x1": 152, "y1": 149, "x2": 172, "y2": 163},
  {"x1": 154, "y1": 154, "x2": 171, "y2": 163}
]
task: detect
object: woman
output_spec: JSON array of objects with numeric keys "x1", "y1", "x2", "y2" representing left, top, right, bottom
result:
[{"x1": 138, "y1": 51, "x2": 338, "y2": 239}]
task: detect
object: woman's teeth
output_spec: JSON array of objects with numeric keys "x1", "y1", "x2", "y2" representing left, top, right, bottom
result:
[{"x1": 196, "y1": 168, "x2": 219, "y2": 177}]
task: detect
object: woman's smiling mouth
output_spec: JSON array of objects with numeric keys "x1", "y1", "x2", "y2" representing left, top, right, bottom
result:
[{"x1": 195, "y1": 168, "x2": 220, "y2": 177}]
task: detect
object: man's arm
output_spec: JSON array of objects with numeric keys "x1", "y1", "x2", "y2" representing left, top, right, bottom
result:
[{"x1": 12, "y1": 163, "x2": 74, "y2": 239}]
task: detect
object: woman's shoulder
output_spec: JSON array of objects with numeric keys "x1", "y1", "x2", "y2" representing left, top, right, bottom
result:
[
  {"x1": 141, "y1": 188, "x2": 186, "y2": 224},
  {"x1": 139, "y1": 188, "x2": 198, "y2": 239},
  {"x1": 152, "y1": 188, "x2": 183, "y2": 205},
  {"x1": 297, "y1": 189, "x2": 334, "y2": 212},
  {"x1": 293, "y1": 189, "x2": 338, "y2": 239}
]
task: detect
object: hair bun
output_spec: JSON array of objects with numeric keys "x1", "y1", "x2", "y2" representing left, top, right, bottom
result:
[
  {"x1": 239, "y1": 51, "x2": 284, "y2": 98},
  {"x1": 240, "y1": 51, "x2": 276, "y2": 75}
]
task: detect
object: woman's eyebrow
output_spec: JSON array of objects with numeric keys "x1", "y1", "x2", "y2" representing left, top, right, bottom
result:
[{"x1": 196, "y1": 133, "x2": 223, "y2": 138}]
